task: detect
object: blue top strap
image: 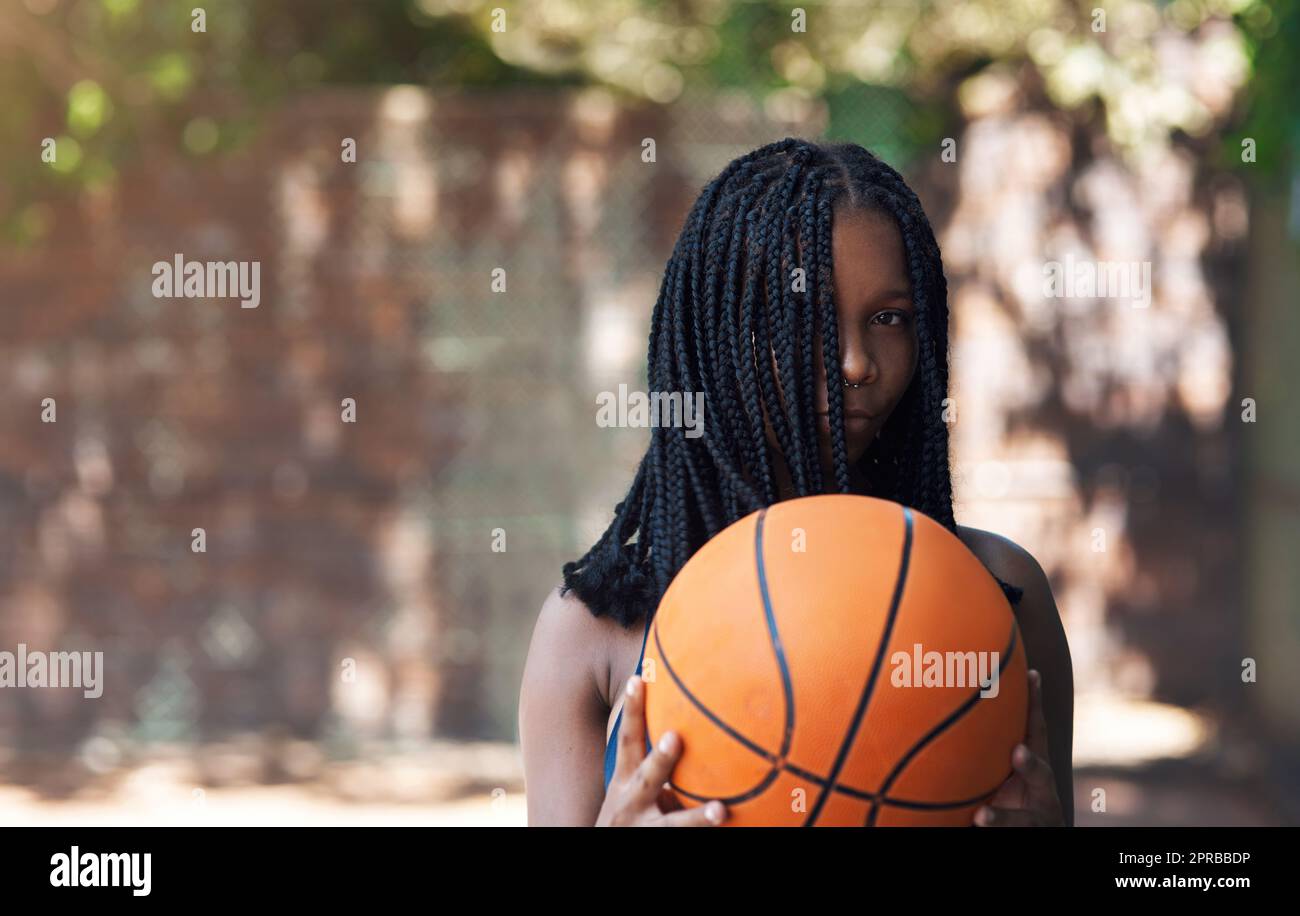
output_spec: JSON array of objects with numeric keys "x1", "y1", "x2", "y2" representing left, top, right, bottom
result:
[{"x1": 602, "y1": 611, "x2": 655, "y2": 792}]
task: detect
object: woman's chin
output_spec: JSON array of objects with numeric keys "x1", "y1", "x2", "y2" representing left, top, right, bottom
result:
[{"x1": 844, "y1": 436, "x2": 872, "y2": 464}]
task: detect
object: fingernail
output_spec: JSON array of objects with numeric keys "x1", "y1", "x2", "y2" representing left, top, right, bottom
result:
[
  {"x1": 705, "y1": 801, "x2": 724, "y2": 823},
  {"x1": 657, "y1": 731, "x2": 676, "y2": 753},
  {"x1": 975, "y1": 807, "x2": 993, "y2": 826},
  {"x1": 626, "y1": 676, "x2": 639, "y2": 697}
]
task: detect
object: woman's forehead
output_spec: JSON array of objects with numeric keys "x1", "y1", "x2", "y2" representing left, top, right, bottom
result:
[{"x1": 832, "y1": 209, "x2": 911, "y2": 292}]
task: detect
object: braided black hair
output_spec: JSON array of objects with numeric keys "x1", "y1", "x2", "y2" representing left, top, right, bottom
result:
[{"x1": 563, "y1": 138, "x2": 958, "y2": 628}]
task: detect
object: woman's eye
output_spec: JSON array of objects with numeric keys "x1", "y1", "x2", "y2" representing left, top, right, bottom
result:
[{"x1": 873, "y1": 311, "x2": 909, "y2": 327}]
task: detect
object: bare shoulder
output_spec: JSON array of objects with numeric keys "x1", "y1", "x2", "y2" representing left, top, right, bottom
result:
[
  {"x1": 954, "y1": 523, "x2": 1067, "y2": 644},
  {"x1": 526, "y1": 585, "x2": 625, "y2": 710},
  {"x1": 955, "y1": 524, "x2": 1052, "y2": 608},
  {"x1": 518, "y1": 585, "x2": 617, "y2": 826},
  {"x1": 528, "y1": 586, "x2": 604, "y2": 693}
]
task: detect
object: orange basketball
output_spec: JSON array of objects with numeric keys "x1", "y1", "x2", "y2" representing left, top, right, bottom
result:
[{"x1": 641, "y1": 493, "x2": 1027, "y2": 826}]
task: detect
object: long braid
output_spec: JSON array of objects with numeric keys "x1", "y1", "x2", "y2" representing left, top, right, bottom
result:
[
  {"x1": 755, "y1": 147, "x2": 813, "y2": 493},
  {"x1": 814, "y1": 189, "x2": 852, "y2": 493},
  {"x1": 720, "y1": 177, "x2": 769, "y2": 494},
  {"x1": 796, "y1": 168, "x2": 829, "y2": 494}
]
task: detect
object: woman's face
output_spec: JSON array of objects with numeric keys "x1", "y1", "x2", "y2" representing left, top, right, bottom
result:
[{"x1": 766, "y1": 206, "x2": 919, "y2": 489}]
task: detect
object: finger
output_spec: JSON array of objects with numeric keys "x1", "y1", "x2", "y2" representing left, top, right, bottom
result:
[
  {"x1": 611, "y1": 672, "x2": 682, "y2": 806},
  {"x1": 657, "y1": 800, "x2": 728, "y2": 827},
  {"x1": 1011, "y1": 742, "x2": 1055, "y2": 794},
  {"x1": 1023, "y1": 669, "x2": 1051, "y2": 759},
  {"x1": 628, "y1": 728, "x2": 686, "y2": 805},
  {"x1": 656, "y1": 783, "x2": 685, "y2": 812},
  {"x1": 613, "y1": 675, "x2": 649, "y2": 781},
  {"x1": 986, "y1": 772, "x2": 1029, "y2": 810},
  {"x1": 974, "y1": 805, "x2": 1042, "y2": 828}
]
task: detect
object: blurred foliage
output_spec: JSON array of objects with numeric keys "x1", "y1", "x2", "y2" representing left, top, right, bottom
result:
[
  {"x1": 0, "y1": 0, "x2": 1292, "y2": 243},
  {"x1": 1232, "y1": 0, "x2": 1299, "y2": 179}
]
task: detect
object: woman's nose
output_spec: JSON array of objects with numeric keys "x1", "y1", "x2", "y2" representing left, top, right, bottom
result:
[{"x1": 840, "y1": 339, "x2": 877, "y2": 387}]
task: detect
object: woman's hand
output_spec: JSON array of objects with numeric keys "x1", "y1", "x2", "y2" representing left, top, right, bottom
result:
[
  {"x1": 595, "y1": 674, "x2": 729, "y2": 827},
  {"x1": 975, "y1": 669, "x2": 1066, "y2": 827}
]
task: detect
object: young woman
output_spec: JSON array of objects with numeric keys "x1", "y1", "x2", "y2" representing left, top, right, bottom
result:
[{"x1": 518, "y1": 138, "x2": 1074, "y2": 827}]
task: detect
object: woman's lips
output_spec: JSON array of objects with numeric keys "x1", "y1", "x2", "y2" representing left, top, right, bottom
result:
[
  {"x1": 816, "y1": 410, "x2": 875, "y2": 434},
  {"x1": 816, "y1": 409, "x2": 876, "y2": 420}
]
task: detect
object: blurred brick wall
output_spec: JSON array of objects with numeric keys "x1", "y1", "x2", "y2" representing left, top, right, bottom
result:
[
  {"x1": 0, "y1": 88, "x2": 822, "y2": 763},
  {"x1": 937, "y1": 82, "x2": 1250, "y2": 717}
]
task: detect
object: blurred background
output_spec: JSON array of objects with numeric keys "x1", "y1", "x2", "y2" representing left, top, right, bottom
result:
[{"x1": 0, "y1": 0, "x2": 1296, "y2": 826}]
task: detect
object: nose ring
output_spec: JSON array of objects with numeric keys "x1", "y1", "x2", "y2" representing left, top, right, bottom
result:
[{"x1": 842, "y1": 377, "x2": 865, "y2": 389}]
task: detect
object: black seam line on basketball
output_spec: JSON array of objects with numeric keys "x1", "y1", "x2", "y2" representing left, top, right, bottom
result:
[
  {"x1": 657, "y1": 509, "x2": 798, "y2": 806},
  {"x1": 782, "y1": 761, "x2": 1014, "y2": 810},
  {"x1": 804, "y1": 505, "x2": 915, "y2": 827},
  {"x1": 870, "y1": 621, "x2": 1020, "y2": 804},
  {"x1": 753, "y1": 506, "x2": 799, "y2": 762},
  {"x1": 647, "y1": 583, "x2": 779, "y2": 774},
  {"x1": 654, "y1": 620, "x2": 785, "y2": 805},
  {"x1": 651, "y1": 618, "x2": 847, "y2": 803},
  {"x1": 836, "y1": 620, "x2": 1020, "y2": 808},
  {"x1": 864, "y1": 623, "x2": 1019, "y2": 825},
  {"x1": 668, "y1": 755, "x2": 1010, "y2": 811},
  {"x1": 865, "y1": 620, "x2": 1021, "y2": 826},
  {"x1": 871, "y1": 772, "x2": 1015, "y2": 811}
]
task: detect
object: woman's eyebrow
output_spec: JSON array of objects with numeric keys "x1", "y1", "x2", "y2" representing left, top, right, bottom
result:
[{"x1": 869, "y1": 288, "x2": 914, "y2": 305}]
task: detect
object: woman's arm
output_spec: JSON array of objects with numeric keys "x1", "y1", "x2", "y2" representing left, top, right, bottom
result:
[
  {"x1": 518, "y1": 586, "x2": 728, "y2": 827},
  {"x1": 1004, "y1": 545, "x2": 1076, "y2": 826},
  {"x1": 993, "y1": 540, "x2": 1076, "y2": 826},
  {"x1": 518, "y1": 586, "x2": 610, "y2": 826},
  {"x1": 959, "y1": 526, "x2": 1076, "y2": 826}
]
